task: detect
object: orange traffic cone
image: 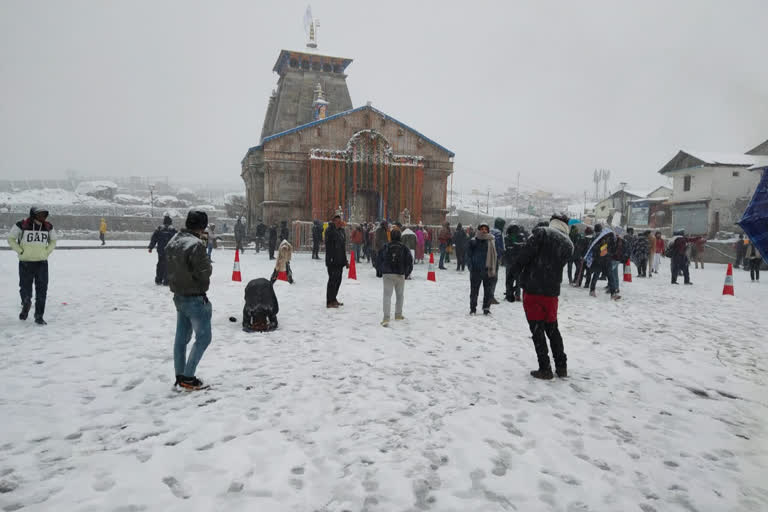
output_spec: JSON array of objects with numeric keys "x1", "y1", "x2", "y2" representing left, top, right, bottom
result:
[
  {"x1": 427, "y1": 252, "x2": 436, "y2": 282},
  {"x1": 232, "y1": 250, "x2": 242, "y2": 282},
  {"x1": 623, "y1": 259, "x2": 632, "y2": 282},
  {"x1": 348, "y1": 251, "x2": 357, "y2": 280},
  {"x1": 722, "y1": 263, "x2": 734, "y2": 296}
]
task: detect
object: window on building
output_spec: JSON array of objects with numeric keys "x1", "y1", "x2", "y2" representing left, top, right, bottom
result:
[
  {"x1": 733, "y1": 171, "x2": 740, "y2": 177},
  {"x1": 683, "y1": 175, "x2": 691, "y2": 191}
]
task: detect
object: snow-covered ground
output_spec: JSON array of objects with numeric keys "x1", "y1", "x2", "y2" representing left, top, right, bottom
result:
[{"x1": 0, "y1": 249, "x2": 766, "y2": 511}]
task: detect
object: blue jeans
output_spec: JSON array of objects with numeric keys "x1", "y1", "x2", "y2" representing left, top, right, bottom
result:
[
  {"x1": 353, "y1": 243, "x2": 362, "y2": 263},
  {"x1": 207, "y1": 243, "x2": 213, "y2": 260},
  {"x1": 173, "y1": 295, "x2": 212, "y2": 377},
  {"x1": 439, "y1": 243, "x2": 447, "y2": 268}
]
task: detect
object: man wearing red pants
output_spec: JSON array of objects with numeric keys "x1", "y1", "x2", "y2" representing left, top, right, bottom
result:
[{"x1": 512, "y1": 214, "x2": 574, "y2": 379}]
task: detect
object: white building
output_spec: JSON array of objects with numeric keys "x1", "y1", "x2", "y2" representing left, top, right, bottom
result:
[{"x1": 657, "y1": 140, "x2": 767, "y2": 235}]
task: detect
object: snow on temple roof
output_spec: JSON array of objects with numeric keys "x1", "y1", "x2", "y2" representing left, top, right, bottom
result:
[{"x1": 248, "y1": 105, "x2": 455, "y2": 158}]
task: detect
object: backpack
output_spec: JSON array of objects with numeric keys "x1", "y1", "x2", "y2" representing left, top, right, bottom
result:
[{"x1": 387, "y1": 243, "x2": 403, "y2": 273}]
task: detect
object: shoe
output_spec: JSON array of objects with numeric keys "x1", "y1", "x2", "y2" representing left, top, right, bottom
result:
[
  {"x1": 530, "y1": 369, "x2": 554, "y2": 380},
  {"x1": 470, "y1": 308, "x2": 476, "y2": 315},
  {"x1": 671, "y1": 282, "x2": 678, "y2": 285},
  {"x1": 326, "y1": 302, "x2": 339, "y2": 309},
  {"x1": 483, "y1": 309, "x2": 491, "y2": 315},
  {"x1": 178, "y1": 376, "x2": 205, "y2": 390},
  {"x1": 490, "y1": 297, "x2": 499, "y2": 305},
  {"x1": 34, "y1": 317, "x2": 47, "y2": 325},
  {"x1": 684, "y1": 282, "x2": 693, "y2": 286},
  {"x1": 611, "y1": 293, "x2": 621, "y2": 300},
  {"x1": 556, "y1": 367, "x2": 568, "y2": 378},
  {"x1": 589, "y1": 290, "x2": 597, "y2": 297},
  {"x1": 19, "y1": 302, "x2": 31, "y2": 321},
  {"x1": 381, "y1": 319, "x2": 389, "y2": 327},
  {"x1": 514, "y1": 294, "x2": 521, "y2": 302},
  {"x1": 174, "y1": 374, "x2": 184, "y2": 387},
  {"x1": 395, "y1": 315, "x2": 405, "y2": 320},
  {"x1": 335, "y1": 300, "x2": 344, "y2": 307}
]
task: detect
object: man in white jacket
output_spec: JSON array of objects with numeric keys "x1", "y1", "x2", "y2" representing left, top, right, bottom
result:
[{"x1": 7, "y1": 207, "x2": 57, "y2": 324}]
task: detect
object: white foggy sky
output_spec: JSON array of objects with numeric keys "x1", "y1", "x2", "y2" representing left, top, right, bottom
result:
[{"x1": 1, "y1": 0, "x2": 767, "y2": 196}]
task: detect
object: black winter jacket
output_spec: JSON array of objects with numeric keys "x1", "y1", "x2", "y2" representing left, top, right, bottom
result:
[
  {"x1": 243, "y1": 278, "x2": 278, "y2": 331},
  {"x1": 149, "y1": 225, "x2": 177, "y2": 254},
  {"x1": 166, "y1": 230, "x2": 212, "y2": 296},
  {"x1": 325, "y1": 224, "x2": 348, "y2": 267},
  {"x1": 256, "y1": 223, "x2": 267, "y2": 237},
  {"x1": 512, "y1": 226, "x2": 573, "y2": 297},
  {"x1": 452, "y1": 228, "x2": 468, "y2": 254},
  {"x1": 312, "y1": 223, "x2": 323, "y2": 242},
  {"x1": 466, "y1": 237, "x2": 493, "y2": 274},
  {"x1": 376, "y1": 241, "x2": 414, "y2": 277}
]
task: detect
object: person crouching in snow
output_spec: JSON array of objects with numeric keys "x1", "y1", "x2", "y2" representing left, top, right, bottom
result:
[
  {"x1": 376, "y1": 228, "x2": 413, "y2": 326},
  {"x1": 242, "y1": 278, "x2": 279, "y2": 332},
  {"x1": 512, "y1": 214, "x2": 574, "y2": 380},
  {"x1": 8, "y1": 206, "x2": 57, "y2": 325},
  {"x1": 270, "y1": 239, "x2": 295, "y2": 284}
]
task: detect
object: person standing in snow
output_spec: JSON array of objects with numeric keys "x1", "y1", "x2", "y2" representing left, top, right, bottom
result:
[
  {"x1": 653, "y1": 231, "x2": 665, "y2": 274},
  {"x1": 466, "y1": 222, "x2": 497, "y2": 315},
  {"x1": 311, "y1": 220, "x2": 323, "y2": 260},
  {"x1": 453, "y1": 222, "x2": 468, "y2": 271},
  {"x1": 632, "y1": 231, "x2": 650, "y2": 277},
  {"x1": 166, "y1": 211, "x2": 213, "y2": 390},
  {"x1": 148, "y1": 215, "x2": 177, "y2": 285},
  {"x1": 746, "y1": 238, "x2": 761, "y2": 282},
  {"x1": 691, "y1": 236, "x2": 706, "y2": 269},
  {"x1": 504, "y1": 224, "x2": 523, "y2": 302},
  {"x1": 734, "y1": 234, "x2": 746, "y2": 269},
  {"x1": 8, "y1": 207, "x2": 57, "y2": 325},
  {"x1": 325, "y1": 214, "x2": 348, "y2": 308},
  {"x1": 205, "y1": 224, "x2": 216, "y2": 262},
  {"x1": 350, "y1": 224, "x2": 364, "y2": 263},
  {"x1": 488, "y1": 218, "x2": 506, "y2": 303},
  {"x1": 376, "y1": 228, "x2": 413, "y2": 326},
  {"x1": 255, "y1": 219, "x2": 267, "y2": 253},
  {"x1": 99, "y1": 217, "x2": 107, "y2": 246},
  {"x1": 567, "y1": 224, "x2": 581, "y2": 284},
  {"x1": 512, "y1": 214, "x2": 573, "y2": 379},
  {"x1": 585, "y1": 224, "x2": 619, "y2": 299},
  {"x1": 279, "y1": 220, "x2": 290, "y2": 243},
  {"x1": 268, "y1": 223, "x2": 278, "y2": 260},
  {"x1": 400, "y1": 227, "x2": 418, "y2": 274},
  {"x1": 415, "y1": 225, "x2": 426, "y2": 264},
  {"x1": 373, "y1": 221, "x2": 389, "y2": 267},
  {"x1": 438, "y1": 222, "x2": 452, "y2": 270},
  {"x1": 234, "y1": 216, "x2": 246, "y2": 254},
  {"x1": 574, "y1": 226, "x2": 594, "y2": 288},
  {"x1": 668, "y1": 230, "x2": 692, "y2": 285},
  {"x1": 270, "y1": 239, "x2": 295, "y2": 284}
]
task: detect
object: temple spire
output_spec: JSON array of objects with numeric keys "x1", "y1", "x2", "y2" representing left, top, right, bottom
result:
[
  {"x1": 303, "y1": 5, "x2": 320, "y2": 49},
  {"x1": 313, "y1": 83, "x2": 328, "y2": 120}
]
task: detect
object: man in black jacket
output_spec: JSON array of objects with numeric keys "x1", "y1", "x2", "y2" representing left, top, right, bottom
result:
[
  {"x1": 148, "y1": 215, "x2": 177, "y2": 285},
  {"x1": 376, "y1": 229, "x2": 413, "y2": 326},
  {"x1": 165, "y1": 211, "x2": 213, "y2": 390},
  {"x1": 234, "y1": 216, "x2": 246, "y2": 254},
  {"x1": 466, "y1": 222, "x2": 497, "y2": 315},
  {"x1": 268, "y1": 223, "x2": 278, "y2": 260},
  {"x1": 325, "y1": 215, "x2": 349, "y2": 308},
  {"x1": 254, "y1": 219, "x2": 267, "y2": 253},
  {"x1": 280, "y1": 220, "x2": 289, "y2": 243},
  {"x1": 512, "y1": 214, "x2": 574, "y2": 380},
  {"x1": 311, "y1": 220, "x2": 323, "y2": 259},
  {"x1": 242, "y1": 278, "x2": 279, "y2": 332},
  {"x1": 453, "y1": 223, "x2": 468, "y2": 271}
]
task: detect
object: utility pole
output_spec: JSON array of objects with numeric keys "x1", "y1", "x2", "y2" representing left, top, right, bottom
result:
[
  {"x1": 149, "y1": 185, "x2": 155, "y2": 217},
  {"x1": 486, "y1": 189, "x2": 490, "y2": 214},
  {"x1": 515, "y1": 172, "x2": 520, "y2": 220},
  {"x1": 583, "y1": 190, "x2": 587, "y2": 221}
]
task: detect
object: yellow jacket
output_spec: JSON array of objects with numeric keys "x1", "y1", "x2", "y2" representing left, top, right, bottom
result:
[{"x1": 99, "y1": 219, "x2": 107, "y2": 234}]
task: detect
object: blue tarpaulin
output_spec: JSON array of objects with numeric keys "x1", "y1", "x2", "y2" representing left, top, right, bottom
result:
[{"x1": 738, "y1": 169, "x2": 768, "y2": 263}]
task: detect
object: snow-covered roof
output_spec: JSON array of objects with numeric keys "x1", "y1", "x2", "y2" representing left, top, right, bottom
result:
[
  {"x1": 682, "y1": 151, "x2": 758, "y2": 166},
  {"x1": 75, "y1": 181, "x2": 118, "y2": 195},
  {"x1": 629, "y1": 197, "x2": 668, "y2": 203},
  {"x1": 747, "y1": 156, "x2": 768, "y2": 170}
]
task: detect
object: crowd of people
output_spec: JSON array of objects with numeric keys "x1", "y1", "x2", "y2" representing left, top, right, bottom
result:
[{"x1": 6, "y1": 206, "x2": 764, "y2": 390}]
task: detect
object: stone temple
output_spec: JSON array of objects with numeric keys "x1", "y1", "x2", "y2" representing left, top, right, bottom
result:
[{"x1": 241, "y1": 39, "x2": 454, "y2": 233}]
